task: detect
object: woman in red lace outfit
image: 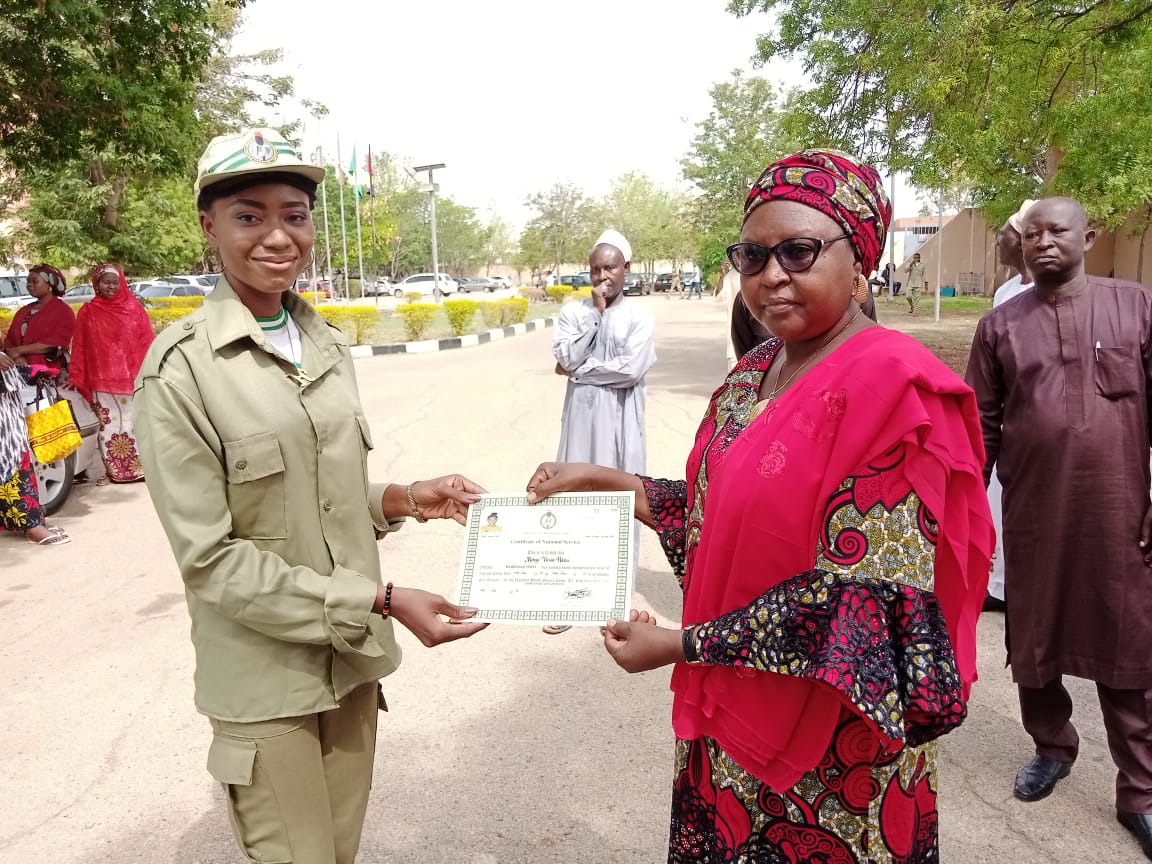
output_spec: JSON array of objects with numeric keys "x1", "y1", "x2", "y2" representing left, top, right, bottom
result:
[
  {"x1": 526, "y1": 150, "x2": 994, "y2": 863},
  {"x1": 67, "y1": 263, "x2": 154, "y2": 483}
]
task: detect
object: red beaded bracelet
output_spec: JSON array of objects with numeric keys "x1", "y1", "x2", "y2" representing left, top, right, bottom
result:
[{"x1": 381, "y1": 582, "x2": 394, "y2": 619}]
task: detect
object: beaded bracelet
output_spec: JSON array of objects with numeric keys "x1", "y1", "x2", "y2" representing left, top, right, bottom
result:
[{"x1": 381, "y1": 582, "x2": 394, "y2": 619}]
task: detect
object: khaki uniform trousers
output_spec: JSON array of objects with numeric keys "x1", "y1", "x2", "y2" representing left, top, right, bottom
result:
[
  {"x1": 906, "y1": 286, "x2": 923, "y2": 313},
  {"x1": 207, "y1": 682, "x2": 381, "y2": 864}
]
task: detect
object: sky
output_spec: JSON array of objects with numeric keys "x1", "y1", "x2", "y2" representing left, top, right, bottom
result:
[{"x1": 234, "y1": 0, "x2": 919, "y2": 232}]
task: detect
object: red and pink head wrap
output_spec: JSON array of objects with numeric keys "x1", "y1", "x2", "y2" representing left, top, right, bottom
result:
[
  {"x1": 744, "y1": 149, "x2": 892, "y2": 275},
  {"x1": 29, "y1": 263, "x2": 67, "y2": 297}
]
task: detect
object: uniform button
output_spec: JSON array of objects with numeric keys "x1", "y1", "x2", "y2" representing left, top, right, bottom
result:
[
  {"x1": 183, "y1": 322, "x2": 193, "y2": 330},
  {"x1": 235, "y1": 459, "x2": 247, "y2": 470},
  {"x1": 322, "y1": 499, "x2": 333, "y2": 512}
]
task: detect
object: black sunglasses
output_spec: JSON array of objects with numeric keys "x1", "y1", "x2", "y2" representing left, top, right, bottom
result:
[{"x1": 726, "y1": 234, "x2": 851, "y2": 276}]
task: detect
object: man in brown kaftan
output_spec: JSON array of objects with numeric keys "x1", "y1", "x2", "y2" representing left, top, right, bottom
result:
[{"x1": 966, "y1": 197, "x2": 1152, "y2": 860}]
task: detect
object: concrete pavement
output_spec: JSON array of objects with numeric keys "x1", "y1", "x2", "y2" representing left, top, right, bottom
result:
[{"x1": 0, "y1": 295, "x2": 1144, "y2": 862}]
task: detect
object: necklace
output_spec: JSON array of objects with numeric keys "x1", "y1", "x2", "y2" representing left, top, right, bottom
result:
[{"x1": 765, "y1": 308, "x2": 863, "y2": 401}]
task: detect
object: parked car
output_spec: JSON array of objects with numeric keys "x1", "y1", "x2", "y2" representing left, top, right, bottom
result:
[
  {"x1": 622, "y1": 273, "x2": 651, "y2": 296},
  {"x1": 395, "y1": 273, "x2": 458, "y2": 298},
  {"x1": 63, "y1": 283, "x2": 95, "y2": 304},
  {"x1": 292, "y1": 278, "x2": 333, "y2": 298},
  {"x1": 489, "y1": 276, "x2": 513, "y2": 290},
  {"x1": 460, "y1": 277, "x2": 497, "y2": 293},
  {"x1": 0, "y1": 274, "x2": 33, "y2": 310},
  {"x1": 360, "y1": 278, "x2": 393, "y2": 297},
  {"x1": 137, "y1": 281, "x2": 207, "y2": 299},
  {"x1": 164, "y1": 274, "x2": 214, "y2": 290},
  {"x1": 559, "y1": 274, "x2": 593, "y2": 290},
  {"x1": 654, "y1": 272, "x2": 680, "y2": 293}
]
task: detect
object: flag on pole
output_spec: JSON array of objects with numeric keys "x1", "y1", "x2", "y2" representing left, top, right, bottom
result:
[
  {"x1": 366, "y1": 146, "x2": 375, "y2": 197},
  {"x1": 348, "y1": 146, "x2": 364, "y2": 198}
]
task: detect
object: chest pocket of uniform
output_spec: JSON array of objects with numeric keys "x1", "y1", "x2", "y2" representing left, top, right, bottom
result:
[
  {"x1": 1094, "y1": 346, "x2": 1140, "y2": 400},
  {"x1": 223, "y1": 432, "x2": 287, "y2": 539},
  {"x1": 355, "y1": 413, "x2": 374, "y2": 452}
]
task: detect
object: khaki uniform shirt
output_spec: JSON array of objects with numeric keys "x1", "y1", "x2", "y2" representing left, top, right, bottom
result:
[
  {"x1": 905, "y1": 261, "x2": 926, "y2": 289},
  {"x1": 134, "y1": 279, "x2": 402, "y2": 722}
]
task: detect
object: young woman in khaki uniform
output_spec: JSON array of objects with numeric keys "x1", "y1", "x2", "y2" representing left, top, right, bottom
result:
[{"x1": 135, "y1": 128, "x2": 487, "y2": 864}]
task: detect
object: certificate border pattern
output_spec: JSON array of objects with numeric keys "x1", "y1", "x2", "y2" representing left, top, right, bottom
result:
[{"x1": 458, "y1": 493, "x2": 634, "y2": 622}]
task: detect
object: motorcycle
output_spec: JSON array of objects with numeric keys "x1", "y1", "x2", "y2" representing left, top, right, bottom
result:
[{"x1": 20, "y1": 365, "x2": 103, "y2": 516}]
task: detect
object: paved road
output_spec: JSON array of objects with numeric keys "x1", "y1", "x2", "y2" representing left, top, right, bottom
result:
[{"x1": 0, "y1": 295, "x2": 1143, "y2": 863}]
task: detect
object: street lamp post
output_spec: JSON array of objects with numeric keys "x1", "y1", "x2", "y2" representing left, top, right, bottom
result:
[{"x1": 414, "y1": 163, "x2": 446, "y2": 300}]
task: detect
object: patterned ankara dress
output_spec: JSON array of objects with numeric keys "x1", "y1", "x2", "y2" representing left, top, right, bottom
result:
[
  {"x1": 640, "y1": 332, "x2": 990, "y2": 864},
  {"x1": 0, "y1": 367, "x2": 46, "y2": 533}
]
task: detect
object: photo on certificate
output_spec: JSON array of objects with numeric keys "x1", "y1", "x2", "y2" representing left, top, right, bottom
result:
[{"x1": 454, "y1": 492, "x2": 636, "y2": 625}]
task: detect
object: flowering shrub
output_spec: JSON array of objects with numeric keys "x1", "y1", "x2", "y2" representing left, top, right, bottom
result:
[
  {"x1": 500, "y1": 297, "x2": 528, "y2": 325},
  {"x1": 147, "y1": 304, "x2": 200, "y2": 334},
  {"x1": 443, "y1": 299, "x2": 479, "y2": 336},
  {"x1": 545, "y1": 286, "x2": 572, "y2": 305},
  {"x1": 144, "y1": 296, "x2": 205, "y2": 309},
  {"x1": 315, "y1": 306, "x2": 379, "y2": 345},
  {"x1": 0, "y1": 309, "x2": 13, "y2": 341},
  {"x1": 478, "y1": 301, "x2": 503, "y2": 329},
  {"x1": 396, "y1": 303, "x2": 438, "y2": 341}
]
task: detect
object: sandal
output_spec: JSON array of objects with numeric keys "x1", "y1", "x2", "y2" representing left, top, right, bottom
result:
[
  {"x1": 542, "y1": 624, "x2": 572, "y2": 635},
  {"x1": 96, "y1": 475, "x2": 111, "y2": 487},
  {"x1": 28, "y1": 529, "x2": 71, "y2": 546}
]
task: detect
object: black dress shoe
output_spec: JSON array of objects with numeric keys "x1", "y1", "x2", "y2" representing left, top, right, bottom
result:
[
  {"x1": 1013, "y1": 755, "x2": 1072, "y2": 801},
  {"x1": 1117, "y1": 811, "x2": 1152, "y2": 861},
  {"x1": 982, "y1": 593, "x2": 1007, "y2": 613}
]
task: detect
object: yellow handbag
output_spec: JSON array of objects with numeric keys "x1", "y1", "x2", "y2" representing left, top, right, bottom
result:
[{"x1": 26, "y1": 397, "x2": 83, "y2": 464}]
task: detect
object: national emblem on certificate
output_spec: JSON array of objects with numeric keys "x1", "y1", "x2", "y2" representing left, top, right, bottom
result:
[{"x1": 455, "y1": 492, "x2": 636, "y2": 625}]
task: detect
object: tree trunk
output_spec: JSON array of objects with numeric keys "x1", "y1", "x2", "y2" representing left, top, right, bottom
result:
[{"x1": 102, "y1": 175, "x2": 129, "y2": 230}]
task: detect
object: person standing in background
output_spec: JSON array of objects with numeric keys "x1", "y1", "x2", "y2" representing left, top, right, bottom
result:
[
  {"x1": 903, "y1": 252, "x2": 926, "y2": 314},
  {"x1": 547, "y1": 228, "x2": 655, "y2": 635}
]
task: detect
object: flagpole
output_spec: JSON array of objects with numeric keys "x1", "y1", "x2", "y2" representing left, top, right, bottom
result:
[
  {"x1": 351, "y1": 144, "x2": 366, "y2": 299},
  {"x1": 313, "y1": 143, "x2": 333, "y2": 305},
  {"x1": 336, "y1": 134, "x2": 350, "y2": 300},
  {"x1": 368, "y1": 146, "x2": 378, "y2": 307}
]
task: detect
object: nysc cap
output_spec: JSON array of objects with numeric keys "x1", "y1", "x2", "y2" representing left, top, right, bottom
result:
[{"x1": 195, "y1": 128, "x2": 325, "y2": 196}]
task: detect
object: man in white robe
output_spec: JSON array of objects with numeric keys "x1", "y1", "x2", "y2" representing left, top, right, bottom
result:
[
  {"x1": 985, "y1": 199, "x2": 1036, "y2": 612},
  {"x1": 545, "y1": 229, "x2": 656, "y2": 634}
]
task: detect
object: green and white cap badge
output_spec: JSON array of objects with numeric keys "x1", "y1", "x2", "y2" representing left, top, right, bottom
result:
[{"x1": 195, "y1": 128, "x2": 326, "y2": 196}]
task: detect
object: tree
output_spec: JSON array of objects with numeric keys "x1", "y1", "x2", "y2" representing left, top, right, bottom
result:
[
  {"x1": 519, "y1": 183, "x2": 597, "y2": 273},
  {"x1": 730, "y1": 0, "x2": 1152, "y2": 227},
  {"x1": 482, "y1": 214, "x2": 513, "y2": 276},
  {"x1": 432, "y1": 199, "x2": 487, "y2": 275},
  {"x1": 599, "y1": 173, "x2": 696, "y2": 273},
  {"x1": 3, "y1": 1, "x2": 296, "y2": 272},
  {"x1": 680, "y1": 71, "x2": 798, "y2": 276},
  {"x1": 0, "y1": 0, "x2": 242, "y2": 174},
  {"x1": 19, "y1": 173, "x2": 203, "y2": 275}
]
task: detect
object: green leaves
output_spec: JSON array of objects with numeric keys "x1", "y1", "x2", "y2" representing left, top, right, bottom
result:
[
  {"x1": 680, "y1": 71, "x2": 798, "y2": 278},
  {"x1": 0, "y1": 0, "x2": 241, "y2": 174},
  {"x1": 736, "y1": 0, "x2": 1152, "y2": 225}
]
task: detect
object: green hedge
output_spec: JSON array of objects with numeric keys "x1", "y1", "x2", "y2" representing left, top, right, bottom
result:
[
  {"x1": 315, "y1": 306, "x2": 379, "y2": 345},
  {"x1": 443, "y1": 299, "x2": 479, "y2": 336},
  {"x1": 396, "y1": 303, "x2": 438, "y2": 341},
  {"x1": 499, "y1": 297, "x2": 528, "y2": 325}
]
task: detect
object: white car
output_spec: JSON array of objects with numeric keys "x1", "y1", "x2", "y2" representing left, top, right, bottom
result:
[
  {"x1": 164, "y1": 274, "x2": 215, "y2": 290},
  {"x1": 361, "y1": 278, "x2": 393, "y2": 297},
  {"x1": 489, "y1": 276, "x2": 513, "y2": 291},
  {"x1": 394, "y1": 273, "x2": 458, "y2": 298},
  {"x1": 0, "y1": 274, "x2": 33, "y2": 310}
]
